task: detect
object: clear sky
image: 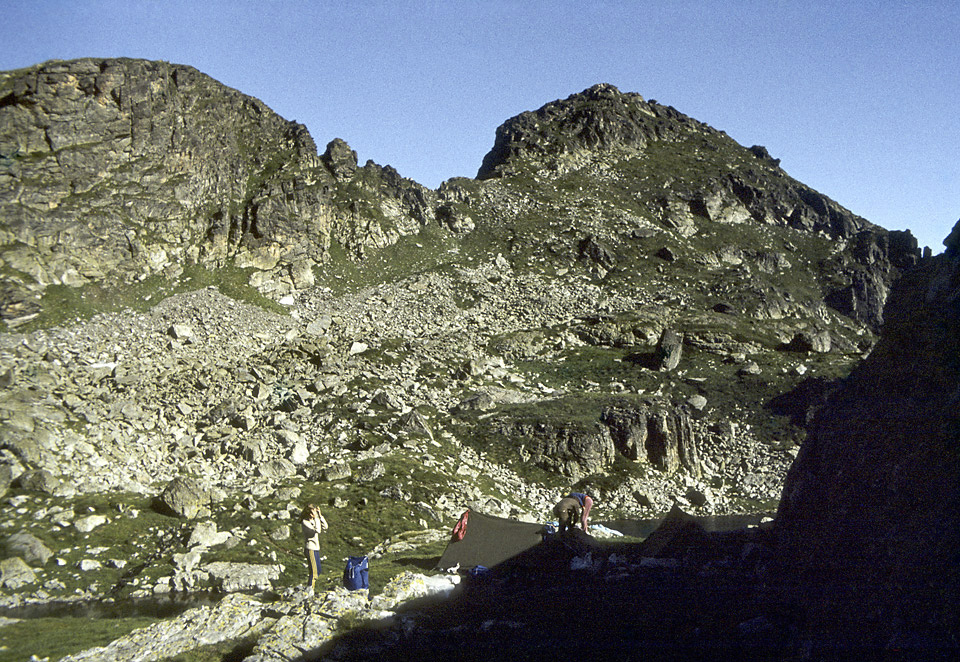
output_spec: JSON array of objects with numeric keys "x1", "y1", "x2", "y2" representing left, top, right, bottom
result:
[{"x1": 3, "y1": 1, "x2": 958, "y2": 252}]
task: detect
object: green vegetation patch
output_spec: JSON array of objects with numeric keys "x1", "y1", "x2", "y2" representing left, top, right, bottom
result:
[
  {"x1": 315, "y1": 224, "x2": 463, "y2": 296},
  {"x1": 8, "y1": 263, "x2": 286, "y2": 333}
]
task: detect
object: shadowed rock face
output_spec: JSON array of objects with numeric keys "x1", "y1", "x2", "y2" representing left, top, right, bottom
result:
[{"x1": 775, "y1": 220, "x2": 960, "y2": 645}]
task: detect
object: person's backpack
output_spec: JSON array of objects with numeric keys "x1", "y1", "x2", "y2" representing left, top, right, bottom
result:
[{"x1": 343, "y1": 555, "x2": 369, "y2": 591}]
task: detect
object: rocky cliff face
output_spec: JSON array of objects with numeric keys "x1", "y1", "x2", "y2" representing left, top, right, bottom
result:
[
  {"x1": 0, "y1": 63, "x2": 931, "y2": 496},
  {"x1": 0, "y1": 58, "x2": 434, "y2": 324},
  {"x1": 2, "y1": 70, "x2": 922, "y2": 331},
  {"x1": 774, "y1": 220, "x2": 960, "y2": 646}
]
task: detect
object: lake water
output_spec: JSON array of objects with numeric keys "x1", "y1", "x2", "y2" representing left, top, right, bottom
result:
[{"x1": 0, "y1": 593, "x2": 225, "y2": 620}]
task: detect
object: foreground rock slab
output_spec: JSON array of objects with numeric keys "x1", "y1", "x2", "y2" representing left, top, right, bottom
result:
[
  {"x1": 55, "y1": 573, "x2": 461, "y2": 662},
  {"x1": 59, "y1": 593, "x2": 268, "y2": 662}
]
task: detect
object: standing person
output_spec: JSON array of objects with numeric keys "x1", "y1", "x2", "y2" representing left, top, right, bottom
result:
[
  {"x1": 301, "y1": 504, "x2": 328, "y2": 591},
  {"x1": 566, "y1": 490, "x2": 593, "y2": 532}
]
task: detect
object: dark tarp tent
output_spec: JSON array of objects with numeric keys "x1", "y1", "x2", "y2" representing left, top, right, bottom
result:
[
  {"x1": 436, "y1": 510, "x2": 549, "y2": 571},
  {"x1": 633, "y1": 503, "x2": 709, "y2": 558}
]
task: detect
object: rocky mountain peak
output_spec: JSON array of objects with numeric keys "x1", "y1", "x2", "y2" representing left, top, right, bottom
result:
[
  {"x1": 476, "y1": 82, "x2": 710, "y2": 179},
  {"x1": 581, "y1": 81, "x2": 624, "y2": 96}
]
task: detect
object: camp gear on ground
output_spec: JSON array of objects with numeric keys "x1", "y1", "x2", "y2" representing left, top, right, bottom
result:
[{"x1": 343, "y1": 555, "x2": 369, "y2": 591}]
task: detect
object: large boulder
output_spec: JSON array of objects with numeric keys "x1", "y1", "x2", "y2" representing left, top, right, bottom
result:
[
  {"x1": 782, "y1": 329, "x2": 831, "y2": 354},
  {"x1": 256, "y1": 458, "x2": 297, "y2": 481},
  {"x1": 155, "y1": 476, "x2": 212, "y2": 519},
  {"x1": 187, "y1": 521, "x2": 231, "y2": 549},
  {"x1": 74, "y1": 514, "x2": 108, "y2": 533},
  {"x1": 5, "y1": 531, "x2": 54, "y2": 565},
  {"x1": 653, "y1": 328, "x2": 683, "y2": 371},
  {"x1": 14, "y1": 469, "x2": 61, "y2": 494},
  {"x1": 0, "y1": 556, "x2": 36, "y2": 589}
]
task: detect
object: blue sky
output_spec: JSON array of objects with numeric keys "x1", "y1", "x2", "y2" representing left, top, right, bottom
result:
[{"x1": 4, "y1": 0, "x2": 958, "y2": 252}]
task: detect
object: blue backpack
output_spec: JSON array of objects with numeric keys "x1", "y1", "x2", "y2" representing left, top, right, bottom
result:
[{"x1": 343, "y1": 556, "x2": 369, "y2": 591}]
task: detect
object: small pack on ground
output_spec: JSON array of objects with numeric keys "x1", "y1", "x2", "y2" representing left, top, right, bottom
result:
[
  {"x1": 468, "y1": 565, "x2": 490, "y2": 579},
  {"x1": 343, "y1": 555, "x2": 369, "y2": 591}
]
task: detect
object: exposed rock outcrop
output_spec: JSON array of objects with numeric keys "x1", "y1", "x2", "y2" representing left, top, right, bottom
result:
[
  {"x1": 488, "y1": 399, "x2": 700, "y2": 479},
  {"x1": 57, "y1": 593, "x2": 270, "y2": 662},
  {"x1": 155, "y1": 475, "x2": 214, "y2": 519},
  {"x1": 477, "y1": 83, "x2": 693, "y2": 179},
  {"x1": 603, "y1": 404, "x2": 700, "y2": 477},
  {"x1": 0, "y1": 58, "x2": 436, "y2": 322},
  {"x1": 492, "y1": 415, "x2": 617, "y2": 479}
]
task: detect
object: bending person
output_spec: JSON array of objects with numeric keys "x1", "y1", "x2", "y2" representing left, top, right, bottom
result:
[
  {"x1": 553, "y1": 496, "x2": 582, "y2": 536},
  {"x1": 566, "y1": 491, "x2": 593, "y2": 532}
]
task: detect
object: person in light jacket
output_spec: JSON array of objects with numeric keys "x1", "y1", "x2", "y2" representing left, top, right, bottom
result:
[{"x1": 301, "y1": 504, "x2": 328, "y2": 590}]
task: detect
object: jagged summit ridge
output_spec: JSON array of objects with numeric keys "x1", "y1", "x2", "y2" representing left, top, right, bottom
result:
[{"x1": 477, "y1": 83, "x2": 716, "y2": 179}]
